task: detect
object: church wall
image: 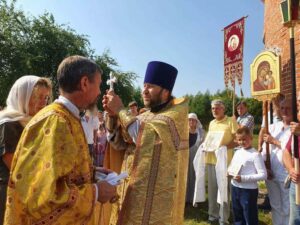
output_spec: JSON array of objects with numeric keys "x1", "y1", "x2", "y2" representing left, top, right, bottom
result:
[{"x1": 263, "y1": 0, "x2": 300, "y2": 99}]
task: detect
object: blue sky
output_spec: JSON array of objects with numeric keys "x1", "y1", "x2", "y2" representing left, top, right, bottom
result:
[{"x1": 16, "y1": 0, "x2": 265, "y2": 97}]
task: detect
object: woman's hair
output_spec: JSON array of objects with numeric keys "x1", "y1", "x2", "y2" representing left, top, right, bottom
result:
[{"x1": 32, "y1": 77, "x2": 53, "y2": 103}]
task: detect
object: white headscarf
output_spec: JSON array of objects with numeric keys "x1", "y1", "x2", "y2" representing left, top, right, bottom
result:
[
  {"x1": 0, "y1": 75, "x2": 40, "y2": 126},
  {"x1": 188, "y1": 113, "x2": 203, "y2": 129}
]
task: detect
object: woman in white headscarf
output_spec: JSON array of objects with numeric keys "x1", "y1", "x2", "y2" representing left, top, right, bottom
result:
[
  {"x1": 0, "y1": 75, "x2": 52, "y2": 224},
  {"x1": 186, "y1": 113, "x2": 205, "y2": 204}
]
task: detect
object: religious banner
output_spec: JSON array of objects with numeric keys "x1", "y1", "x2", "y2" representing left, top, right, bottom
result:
[{"x1": 224, "y1": 17, "x2": 245, "y2": 91}]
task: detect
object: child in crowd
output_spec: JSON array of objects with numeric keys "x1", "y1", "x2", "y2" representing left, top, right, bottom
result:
[
  {"x1": 228, "y1": 127, "x2": 267, "y2": 225},
  {"x1": 94, "y1": 123, "x2": 107, "y2": 167}
]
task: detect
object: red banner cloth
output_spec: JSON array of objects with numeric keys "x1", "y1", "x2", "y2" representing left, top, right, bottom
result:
[{"x1": 224, "y1": 17, "x2": 245, "y2": 88}]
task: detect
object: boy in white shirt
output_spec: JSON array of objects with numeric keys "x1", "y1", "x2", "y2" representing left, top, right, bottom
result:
[{"x1": 228, "y1": 127, "x2": 267, "y2": 225}]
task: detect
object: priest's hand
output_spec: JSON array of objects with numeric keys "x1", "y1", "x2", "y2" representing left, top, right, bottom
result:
[
  {"x1": 97, "y1": 181, "x2": 117, "y2": 203},
  {"x1": 102, "y1": 90, "x2": 124, "y2": 116}
]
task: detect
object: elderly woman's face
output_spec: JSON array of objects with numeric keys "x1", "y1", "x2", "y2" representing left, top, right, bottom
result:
[
  {"x1": 189, "y1": 118, "x2": 197, "y2": 129},
  {"x1": 28, "y1": 86, "x2": 50, "y2": 116},
  {"x1": 211, "y1": 104, "x2": 225, "y2": 120}
]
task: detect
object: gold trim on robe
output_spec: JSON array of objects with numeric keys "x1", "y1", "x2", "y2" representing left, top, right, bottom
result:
[
  {"x1": 4, "y1": 103, "x2": 100, "y2": 225},
  {"x1": 111, "y1": 97, "x2": 189, "y2": 225}
]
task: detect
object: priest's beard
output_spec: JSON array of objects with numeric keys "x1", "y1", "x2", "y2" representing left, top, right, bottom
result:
[{"x1": 143, "y1": 89, "x2": 164, "y2": 108}]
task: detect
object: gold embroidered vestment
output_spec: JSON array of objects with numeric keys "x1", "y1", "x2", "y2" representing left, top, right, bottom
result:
[
  {"x1": 4, "y1": 103, "x2": 100, "y2": 225},
  {"x1": 112, "y1": 98, "x2": 189, "y2": 225}
]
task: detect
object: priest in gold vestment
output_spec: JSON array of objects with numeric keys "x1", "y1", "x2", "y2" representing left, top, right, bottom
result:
[
  {"x1": 4, "y1": 56, "x2": 116, "y2": 225},
  {"x1": 98, "y1": 119, "x2": 135, "y2": 225},
  {"x1": 103, "y1": 61, "x2": 189, "y2": 225}
]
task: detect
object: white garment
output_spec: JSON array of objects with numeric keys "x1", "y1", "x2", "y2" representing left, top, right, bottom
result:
[
  {"x1": 266, "y1": 179, "x2": 289, "y2": 225},
  {"x1": 0, "y1": 75, "x2": 40, "y2": 125},
  {"x1": 261, "y1": 121, "x2": 290, "y2": 225},
  {"x1": 81, "y1": 115, "x2": 100, "y2": 144},
  {"x1": 215, "y1": 146, "x2": 228, "y2": 204},
  {"x1": 228, "y1": 147, "x2": 267, "y2": 189},
  {"x1": 193, "y1": 144, "x2": 206, "y2": 204},
  {"x1": 193, "y1": 145, "x2": 228, "y2": 205},
  {"x1": 261, "y1": 112, "x2": 281, "y2": 128},
  {"x1": 54, "y1": 96, "x2": 80, "y2": 119},
  {"x1": 261, "y1": 121, "x2": 290, "y2": 182},
  {"x1": 127, "y1": 120, "x2": 139, "y2": 143}
]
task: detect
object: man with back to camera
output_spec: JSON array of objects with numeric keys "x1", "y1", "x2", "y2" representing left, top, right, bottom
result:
[{"x1": 4, "y1": 55, "x2": 116, "y2": 225}]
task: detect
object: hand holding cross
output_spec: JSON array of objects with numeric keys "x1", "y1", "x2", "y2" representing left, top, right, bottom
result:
[{"x1": 107, "y1": 72, "x2": 117, "y2": 91}]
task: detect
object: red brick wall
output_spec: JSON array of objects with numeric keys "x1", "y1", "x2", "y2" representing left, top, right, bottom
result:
[{"x1": 263, "y1": 0, "x2": 300, "y2": 99}]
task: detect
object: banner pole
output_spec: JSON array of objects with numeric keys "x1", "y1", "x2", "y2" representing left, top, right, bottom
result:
[{"x1": 289, "y1": 25, "x2": 300, "y2": 205}]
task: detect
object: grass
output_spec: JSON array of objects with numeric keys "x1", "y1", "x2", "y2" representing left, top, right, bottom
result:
[
  {"x1": 184, "y1": 203, "x2": 272, "y2": 225},
  {"x1": 183, "y1": 135, "x2": 272, "y2": 224}
]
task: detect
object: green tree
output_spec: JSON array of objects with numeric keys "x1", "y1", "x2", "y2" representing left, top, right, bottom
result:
[
  {"x1": 0, "y1": 0, "x2": 137, "y2": 107},
  {"x1": 188, "y1": 91, "x2": 212, "y2": 129},
  {"x1": 0, "y1": 0, "x2": 91, "y2": 104},
  {"x1": 187, "y1": 89, "x2": 263, "y2": 133},
  {"x1": 132, "y1": 86, "x2": 143, "y2": 109},
  {"x1": 94, "y1": 51, "x2": 138, "y2": 110}
]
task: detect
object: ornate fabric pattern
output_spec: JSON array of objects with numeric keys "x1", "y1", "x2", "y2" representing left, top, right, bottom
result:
[
  {"x1": 118, "y1": 110, "x2": 137, "y2": 130},
  {"x1": 4, "y1": 103, "x2": 99, "y2": 225},
  {"x1": 138, "y1": 114, "x2": 189, "y2": 151},
  {"x1": 141, "y1": 138, "x2": 162, "y2": 224},
  {"x1": 224, "y1": 17, "x2": 245, "y2": 89},
  {"x1": 112, "y1": 97, "x2": 189, "y2": 225}
]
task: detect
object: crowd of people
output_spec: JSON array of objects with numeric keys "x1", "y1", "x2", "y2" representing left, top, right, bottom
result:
[
  {"x1": 189, "y1": 96, "x2": 300, "y2": 225},
  {"x1": 1, "y1": 55, "x2": 300, "y2": 225}
]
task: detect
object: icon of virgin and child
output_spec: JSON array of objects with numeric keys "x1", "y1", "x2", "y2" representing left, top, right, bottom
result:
[{"x1": 253, "y1": 61, "x2": 275, "y2": 92}]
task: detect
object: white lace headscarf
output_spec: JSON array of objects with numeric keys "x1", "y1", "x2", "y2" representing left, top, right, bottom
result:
[
  {"x1": 0, "y1": 75, "x2": 41, "y2": 126},
  {"x1": 188, "y1": 113, "x2": 203, "y2": 129}
]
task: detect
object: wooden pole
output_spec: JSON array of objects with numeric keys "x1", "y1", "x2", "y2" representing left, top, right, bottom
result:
[
  {"x1": 270, "y1": 101, "x2": 273, "y2": 124},
  {"x1": 232, "y1": 84, "x2": 236, "y2": 117},
  {"x1": 289, "y1": 25, "x2": 300, "y2": 204},
  {"x1": 263, "y1": 101, "x2": 271, "y2": 174}
]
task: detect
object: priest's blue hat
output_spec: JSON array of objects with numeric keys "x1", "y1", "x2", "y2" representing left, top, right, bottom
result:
[{"x1": 144, "y1": 61, "x2": 178, "y2": 92}]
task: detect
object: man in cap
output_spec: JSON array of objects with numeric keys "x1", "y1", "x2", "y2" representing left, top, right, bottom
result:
[{"x1": 103, "y1": 61, "x2": 189, "y2": 225}]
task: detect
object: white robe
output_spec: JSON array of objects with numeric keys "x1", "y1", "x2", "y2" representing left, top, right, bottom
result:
[{"x1": 193, "y1": 145, "x2": 228, "y2": 206}]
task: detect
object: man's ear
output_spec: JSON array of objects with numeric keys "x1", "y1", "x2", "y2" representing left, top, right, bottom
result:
[
  {"x1": 162, "y1": 89, "x2": 171, "y2": 101},
  {"x1": 80, "y1": 75, "x2": 89, "y2": 92}
]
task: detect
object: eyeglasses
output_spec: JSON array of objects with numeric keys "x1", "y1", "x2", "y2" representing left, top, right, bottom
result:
[{"x1": 32, "y1": 94, "x2": 50, "y2": 104}]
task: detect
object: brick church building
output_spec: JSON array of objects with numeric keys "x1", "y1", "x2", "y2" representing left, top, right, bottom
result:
[{"x1": 261, "y1": 0, "x2": 300, "y2": 98}]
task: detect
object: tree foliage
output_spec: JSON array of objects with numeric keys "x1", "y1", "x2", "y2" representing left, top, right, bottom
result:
[
  {"x1": 188, "y1": 89, "x2": 262, "y2": 133},
  {"x1": 94, "y1": 51, "x2": 139, "y2": 110},
  {"x1": 0, "y1": 0, "x2": 138, "y2": 107},
  {"x1": 0, "y1": 0, "x2": 263, "y2": 130}
]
